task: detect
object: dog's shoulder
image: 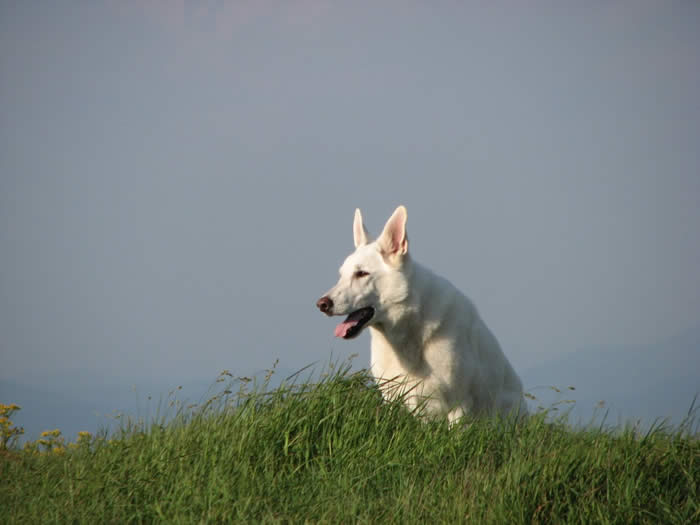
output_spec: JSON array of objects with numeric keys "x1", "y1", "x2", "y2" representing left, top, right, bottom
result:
[{"x1": 411, "y1": 261, "x2": 479, "y2": 325}]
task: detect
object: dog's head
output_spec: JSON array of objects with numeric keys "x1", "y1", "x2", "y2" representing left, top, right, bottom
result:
[{"x1": 316, "y1": 205, "x2": 411, "y2": 339}]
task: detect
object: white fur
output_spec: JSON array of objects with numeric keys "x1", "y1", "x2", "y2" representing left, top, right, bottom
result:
[{"x1": 318, "y1": 206, "x2": 527, "y2": 423}]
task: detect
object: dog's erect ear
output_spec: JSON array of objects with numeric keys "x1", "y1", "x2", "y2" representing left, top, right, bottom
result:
[
  {"x1": 353, "y1": 208, "x2": 371, "y2": 248},
  {"x1": 378, "y1": 205, "x2": 408, "y2": 264}
]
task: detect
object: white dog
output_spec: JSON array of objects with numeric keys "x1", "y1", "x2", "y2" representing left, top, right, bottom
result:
[{"x1": 317, "y1": 206, "x2": 527, "y2": 423}]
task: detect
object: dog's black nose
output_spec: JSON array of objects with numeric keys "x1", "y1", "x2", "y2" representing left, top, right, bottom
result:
[{"x1": 316, "y1": 296, "x2": 333, "y2": 315}]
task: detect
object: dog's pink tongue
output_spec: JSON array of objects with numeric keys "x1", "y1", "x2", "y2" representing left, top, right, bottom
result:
[{"x1": 334, "y1": 319, "x2": 358, "y2": 338}]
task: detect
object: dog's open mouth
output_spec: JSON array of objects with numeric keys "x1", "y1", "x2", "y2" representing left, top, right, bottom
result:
[{"x1": 334, "y1": 307, "x2": 375, "y2": 339}]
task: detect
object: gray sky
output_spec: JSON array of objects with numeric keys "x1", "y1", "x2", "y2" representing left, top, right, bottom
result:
[{"x1": 1, "y1": 2, "x2": 699, "y2": 433}]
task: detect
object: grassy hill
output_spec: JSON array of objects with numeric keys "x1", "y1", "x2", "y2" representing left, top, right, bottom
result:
[{"x1": 1, "y1": 365, "x2": 698, "y2": 523}]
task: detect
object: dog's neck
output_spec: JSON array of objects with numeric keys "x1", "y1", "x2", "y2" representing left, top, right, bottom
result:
[{"x1": 369, "y1": 260, "x2": 442, "y2": 377}]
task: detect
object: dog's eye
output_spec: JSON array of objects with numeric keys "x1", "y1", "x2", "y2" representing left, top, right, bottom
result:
[{"x1": 354, "y1": 270, "x2": 369, "y2": 278}]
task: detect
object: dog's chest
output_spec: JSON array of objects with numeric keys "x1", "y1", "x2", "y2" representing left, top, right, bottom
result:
[
  {"x1": 368, "y1": 328, "x2": 440, "y2": 384},
  {"x1": 369, "y1": 339, "x2": 410, "y2": 383}
]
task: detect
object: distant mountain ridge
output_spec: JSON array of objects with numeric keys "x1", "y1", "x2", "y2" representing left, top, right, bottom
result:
[
  {"x1": 522, "y1": 325, "x2": 700, "y2": 427},
  {"x1": 0, "y1": 365, "x2": 301, "y2": 444}
]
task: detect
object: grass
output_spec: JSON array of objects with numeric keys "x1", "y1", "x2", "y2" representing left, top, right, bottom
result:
[{"x1": 1, "y1": 362, "x2": 698, "y2": 523}]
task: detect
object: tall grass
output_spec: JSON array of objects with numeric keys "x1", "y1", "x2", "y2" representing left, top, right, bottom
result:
[{"x1": 1, "y1": 363, "x2": 698, "y2": 523}]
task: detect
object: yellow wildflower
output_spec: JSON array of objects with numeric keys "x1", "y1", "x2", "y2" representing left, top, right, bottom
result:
[{"x1": 0, "y1": 403, "x2": 24, "y2": 450}]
